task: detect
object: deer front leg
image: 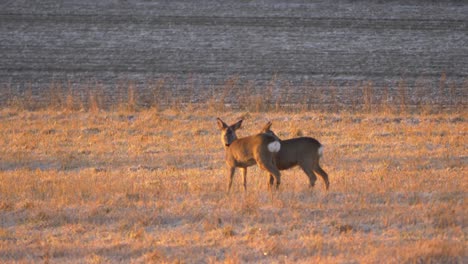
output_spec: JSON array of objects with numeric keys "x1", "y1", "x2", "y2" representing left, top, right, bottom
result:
[
  {"x1": 227, "y1": 166, "x2": 236, "y2": 193},
  {"x1": 240, "y1": 167, "x2": 247, "y2": 191}
]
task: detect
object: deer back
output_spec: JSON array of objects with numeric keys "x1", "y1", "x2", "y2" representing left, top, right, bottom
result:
[
  {"x1": 226, "y1": 133, "x2": 278, "y2": 167},
  {"x1": 277, "y1": 137, "x2": 321, "y2": 165}
]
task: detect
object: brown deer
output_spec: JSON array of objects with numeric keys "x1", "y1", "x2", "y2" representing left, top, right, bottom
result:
[
  {"x1": 260, "y1": 121, "x2": 330, "y2": 190},
  {"x1": 217, "y1": 118, "x2": 282, "y2": 192}
]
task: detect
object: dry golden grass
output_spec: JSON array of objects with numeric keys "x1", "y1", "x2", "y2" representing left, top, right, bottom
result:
[{"x1": 0, "y1": 107, "x2": 466, "y2": 263}]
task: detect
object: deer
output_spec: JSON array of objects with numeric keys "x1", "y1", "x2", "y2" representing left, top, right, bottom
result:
[
  {"x1": 216, "y1": 118, "x2": 282, "y2": 192},
  {"x1": 260, "y1": 121, "x2": 330, "y2": 190}
]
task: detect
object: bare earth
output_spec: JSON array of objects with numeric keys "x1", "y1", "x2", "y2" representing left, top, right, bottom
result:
[{"x1": 1, "y1": 1, "x2": 467, "y2": 107}]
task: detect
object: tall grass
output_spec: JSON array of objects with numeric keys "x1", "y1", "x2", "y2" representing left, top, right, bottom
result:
[{"x1": 2, "y1": 73, "x2": 466, "y2": 114}]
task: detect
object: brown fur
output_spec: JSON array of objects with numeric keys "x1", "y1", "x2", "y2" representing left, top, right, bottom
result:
[
  {"x1": 217, "y1": 118, "x2": 281, "y2": 192},
  {"x1": 261, "y1": 121, "x2": 330, "y2": 190}
]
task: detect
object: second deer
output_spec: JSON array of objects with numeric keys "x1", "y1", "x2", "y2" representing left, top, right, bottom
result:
[
  {"x1": 217, "y1": 118, "x2": 282, "y2": 192},
  {"x1": 260, "y1": 121, "x2": 330, "y2": 190}
]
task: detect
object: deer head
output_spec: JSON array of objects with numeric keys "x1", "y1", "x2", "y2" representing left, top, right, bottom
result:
[{"x1": 217, "y1": 118, "x2": 242, "y2": 147}]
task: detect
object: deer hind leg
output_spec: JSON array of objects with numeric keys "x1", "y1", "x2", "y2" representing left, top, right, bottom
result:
[
  {"x1": 314, "y1": 164, "x2": 330, "y2": 190},
  {"x1": 269, "y1": 174, "x2": 275, "y2": 186},
  {"x1": 266, "y1": 170, "x2": 281, "y2": 190},
  {"x1": 257, "y1": 157, "x2": 281, "y2": 190},
  {"x1": 267, "y1": 174, "x2": 279, "y2": 191},
  {"x1": 260, "y1": 162, "x2": 281, "y2": 189},
  {"x1": 299, "y1": 163, "x2": 317, "y2": 188}
]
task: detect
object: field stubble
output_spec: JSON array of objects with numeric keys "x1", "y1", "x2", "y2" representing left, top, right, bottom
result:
[
  {"x1": 0, "y1": 107, "x2": 466, "y2": 263},
  {"x1": 4, "y1": 73, "x2": 467, "y2": 115}
]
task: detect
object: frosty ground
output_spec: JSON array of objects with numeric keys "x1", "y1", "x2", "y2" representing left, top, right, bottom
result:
[{"x1": 0, "y1": 108, "x2": 465, "y2": 263}]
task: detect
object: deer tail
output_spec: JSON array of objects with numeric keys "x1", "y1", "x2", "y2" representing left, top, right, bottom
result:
[{"x1": 267, "y1": 141, "x2": 281, "y2": 153}]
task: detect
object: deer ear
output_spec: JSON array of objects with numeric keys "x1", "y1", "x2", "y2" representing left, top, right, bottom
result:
[
  {"x1": 232, "y1": 119, "x2": 243, "y2": 130},
  {"x1": 262, "y1": 121, "x2": 273, "y2": 132},
  {"x1": 217, "y1": 118, "x2": 228, "y2": 130}
]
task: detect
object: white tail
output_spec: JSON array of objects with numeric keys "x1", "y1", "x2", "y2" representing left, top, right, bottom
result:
[
  {"x1": 318, "y1": 145, "x2": 324, "y2": 158},
  {"x1": 261, "y1": 121, "x2": 330, "y2": 190},
  {"x1": 268, "y1": 141, "x2": 281, "y2": 152}
]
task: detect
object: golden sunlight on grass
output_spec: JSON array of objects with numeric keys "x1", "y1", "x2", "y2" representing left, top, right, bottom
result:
[{"x1": 0, "y1": 108, "x2": 466, "y2": 263}]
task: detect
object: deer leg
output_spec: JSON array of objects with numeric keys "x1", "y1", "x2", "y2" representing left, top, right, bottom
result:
[
  {"x1": 269, "y1": 174, "x2": 275, "y2": 186},
  {"x1": 300, "y1": 164, "x2": 317, "y2": 188},
  {"x1": 240, "y1": 167, "x2": 247, "y2": 191},
  {"x1": 314, "y1": 165, "x2": 330, "y2": 190},
  {"x1": 255, "y1": 152, "x2": 281, "y2": 190},
  {"x1": 265, "y1": 174, "x2": 276, "y2": 191},
  {"x1": 227, "y1": 167, "x2": 236, "y2": 193},
  {"x1": 272, "y1": 170, "x2": 281, "y2": 189},
  {"x1": 261, "y1": 163, "x2": 281, "y2": 190}
]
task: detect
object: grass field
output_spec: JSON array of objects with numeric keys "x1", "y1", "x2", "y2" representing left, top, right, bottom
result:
[{"x1": 0, "y1": 106, "x2": 466, "y2": 263}]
